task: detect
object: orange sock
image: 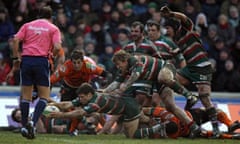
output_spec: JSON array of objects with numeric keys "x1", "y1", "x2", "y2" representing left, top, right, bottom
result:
[
  {"x1": 217, "y1": 111, "x2": 232, "y2": 127},
  {"x1": 69, "y1": 118, "x2": 79, "y2": 132}
]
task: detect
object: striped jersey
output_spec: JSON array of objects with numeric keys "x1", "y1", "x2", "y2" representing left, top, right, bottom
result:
[
  {"x1": 154, "y1": 35, "x2": 184, "y2": 64},
  {"x1": 72, "y1": 93, "x2": 140, "y2": 121},
  {"x1": 175, "y1": 17, "x2": 209, "y2": 66},
  {"x1": 117, "y1": 55, "x2": 165, "y2": 82},
  {"x1": 123, "y1": 38, "x2": 162, "y2": 59}
]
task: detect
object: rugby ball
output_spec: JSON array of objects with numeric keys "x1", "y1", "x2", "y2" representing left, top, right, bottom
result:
[{"x1": 42, "y1": 105, "x2": 60, "y2": 116}]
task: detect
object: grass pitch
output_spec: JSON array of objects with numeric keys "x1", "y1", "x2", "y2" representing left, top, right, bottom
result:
[{"x1": 0, "y1": 131, "x2": 238, "y2": 144}]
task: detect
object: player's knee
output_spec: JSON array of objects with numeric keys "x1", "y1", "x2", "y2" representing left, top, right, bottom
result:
[
  {"x1": 158, "y1": 67, "x2": 174, "y2": 84},
  {"x1": 199, "y1": 93, "x2": 210, "y2": 101},
  {"x1": 161, "y1": 87, "x2": 173, "y2": 97}
]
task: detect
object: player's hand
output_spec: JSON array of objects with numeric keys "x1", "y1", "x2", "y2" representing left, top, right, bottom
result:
[
  {"x1": 13, "y1": 59, "x2": 21, "y2": 70},
  {"x1": 6, "y1": 70, "x2": 14, "y2": 83},
  {"x1": 160, "y1": 6, "x2": 173, "y2": 17}
]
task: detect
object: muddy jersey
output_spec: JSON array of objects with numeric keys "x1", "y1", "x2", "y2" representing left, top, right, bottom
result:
[
  {"x1": 175, "y1": 17, "x2": 209, "y2": 66},
  {"x1": 51, "y1": 59, "x2": 103, "y2": 88},
  {"x1": 72, "y1": 93, "x2": 141, "y2": 121}
]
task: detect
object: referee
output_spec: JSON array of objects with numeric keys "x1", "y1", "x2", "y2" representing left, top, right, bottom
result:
[{"x1": 10, "y1": 6, "x2": 62, "y2": 139}]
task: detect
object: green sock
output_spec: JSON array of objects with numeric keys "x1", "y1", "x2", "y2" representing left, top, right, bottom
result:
[
  {"x1": 133, "y1": 124, "x2": 161, "y2": 138},
  {"x1": 170, "y1": 81, "x2": 191, "y2": 98}
]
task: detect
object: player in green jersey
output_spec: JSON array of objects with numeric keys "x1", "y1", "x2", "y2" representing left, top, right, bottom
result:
[
  {"x1": 46, "y1": 83, "x2": 167, "y2": 138},
  {"x1": 160, "y1": 6, "x2": 220, "y2": 138},
  {"x1": 109, "y1": 50, "x2": 201, "y2": 138}
]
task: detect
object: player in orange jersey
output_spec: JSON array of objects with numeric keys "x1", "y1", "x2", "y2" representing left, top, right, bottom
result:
[
  {"x1": 50, "y1": 49, "x2": 112, "y2": 101},
  {"x1": 142, "y1": 106, "x2": 240, "y2": 139}
]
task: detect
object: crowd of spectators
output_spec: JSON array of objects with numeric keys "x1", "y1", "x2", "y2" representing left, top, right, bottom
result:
[{"x1": 0, "y1": 0, "x2": 240, "y2": 92}]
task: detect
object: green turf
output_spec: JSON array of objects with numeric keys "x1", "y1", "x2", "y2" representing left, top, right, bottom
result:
[{"x1": 0, "y1": 131, "x2": 238, "y2": 144}]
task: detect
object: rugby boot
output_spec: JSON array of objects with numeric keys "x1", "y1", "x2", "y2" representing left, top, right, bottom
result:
[
  {"x1": 189, "y1": 123, "x2": 201, "y2": 138},
  {"x1": 26, "y1": 121, "x2": 36, "y2": 139},
  {"x1": 232, "y1": 133, "x2": 240, "y2": 139},
  {"x1": 228, "y1": 120, "x2": 240, "y2": 133},
  {"x1": 184, "y1": 94, "x2": 199, "y2": 110},
  {"x1": 20, "y1": 127, "x2": 29, "y2": 138}
]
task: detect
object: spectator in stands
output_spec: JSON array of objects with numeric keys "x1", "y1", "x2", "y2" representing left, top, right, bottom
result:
[
  {"x1": 63, "y1": 23, "x2": 77, "y2": 51},
  {"x1": 122, "y1": 1, "x2": 138, "y2": 26},
  {"x1": 220, "y1": 0, "x2": 240, "y2": 16},
  {"x1": 201, "y1": 24, "x2": 219, "y2": 52},
  {"x1": 208, "y1": 37, "x2": 226, "y2": 61},
  {"x1": 184, "y1": 0, "x2": 200, "y2": 23},
  {"x1": 139, "y1": 2, "x2": 158, "y2": 23},
  {"x1": 77, "y1": 2, "x2": 98, "y2": 26},
  {"x1": 0, "y1": 6, "x2": 15, "y2": 50},
  {"x1": 115, "y1": 28, "x2": 130, "y2": 49},
  {"x1": 201, "y1": 0, "x2": 221, "y2": 24},
  {"x1": 132, "y1": 0, "x2": 148, "y2": 16},
  {"x1": 99, "y1": 1, "x2": 113, "y2": 24},
  {"x1": 216, "y1": 14, "x2": 236, "y2": 47},
  {"x1": 0, "y1": 52, "x2": 14, "y2": 85},
  {"x1": 84, "y1": 21, "x2": 112, "y2": 55},
  {"x1": 150, "y1": 10, "x2": 162, "y2": 26},
  {"x1": 55, "y1": 12, "x2": 72, "y2": 33},
  {"x1": 215, "y1": 59, "x2": 240, "y2": 92},
  {"x1": 84, "y1": 42, "x2": 97, "y2": 58},
  {"x1": 98, "y1": 44, "x2": 115, "y2": 73},
  {"x1": 75, "y1": 19, "x2": 91, "y2": 36},
  {"x1": 218, "y1": 49, "x2": 231, "y2": 74},
  {"x1": 114, "y1": 1, "x2": 123, "y2": 13},
  {"x1": 27, "y1": 0, "x2": 47, "y2": 22},
  {"x1": 228, "y1": 5, "x2": 239, "y2": 28},
  {"x1": 195, "y1": 13, "x2": 208, "y2": 38},
  {"x1": 231, "y1": 38, "x2": 240, "y2": 71},
  {"x1": 73, "y1": 34, "x2": 85, "y2": 51},
  {"x1": 104, "y1": 10, "x2": 124, "y2": 44}
]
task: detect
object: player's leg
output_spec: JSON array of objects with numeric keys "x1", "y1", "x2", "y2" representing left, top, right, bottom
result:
[
  {"x1": 159, "y1": 86, "x2": 200, "y2": 138},
  {"x1": 158, "y1": 65, "x2": 198, "y2": 109},
  {"x1": 20, "y1": 85, "x2": 33, "y2": 138},
  {"x1": 197, "y1": 84, "x2": 220, "y2": 138},
  {"x1": 30, "y1": 57, "x2": 50, "y2": 138},
  {"x1": 19, "y1": 57, "x2": 35, "y2": 139},
  {"x1": 124, "y1": 118, "x2": 139, "y2": 138},
  {"x1": 216, "y1": 109, "x2": 240, "y2": 133}
]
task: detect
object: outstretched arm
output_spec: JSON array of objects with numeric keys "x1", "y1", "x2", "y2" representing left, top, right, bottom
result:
[
  {"x1": 49, "y1": 101, "x2": 74, "y2": 111},
  {"x1": 160, "y1": 6, "x2": 188, "y2": 23},
  {"x1": 160, "y1": 6, "x2": 194, "y2": 30},
  {"x1": 103, "y1": 81, "x2": 121, "y2": 93},
  {"x1": 48, "y1": 108, "x2": 86, "y2": 119}
]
